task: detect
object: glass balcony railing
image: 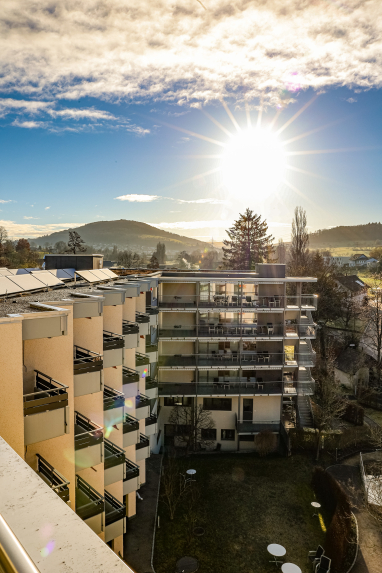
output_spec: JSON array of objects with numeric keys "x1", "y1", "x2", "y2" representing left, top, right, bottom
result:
[
  {"x1": 158, "y1": 294, "x2": 318, "y2": 310},
  {"x1": 36, "y1": 454, "x2": 70, "y2": 502},
  {"x1": 123, "y1": 366, "x2": 140, "y2": 384},
  {"x1": 236, "y1": 418, "x2": 281, "y2": 434},
  {"x1": 158, "y1": 351, "x2": 316, "y2": 368},
  {"x1": 159, "y1": 380, "x2": 285, "y2": 396},
  {"x1": 73, "y1": 345, "x2": 103, "y2": 375},
  {"x1": 103, "y1": 331, "x2": 124, "y2": 351},
  {"x1": 75, "y1": 476, "x2": 104, "y2": 522}
]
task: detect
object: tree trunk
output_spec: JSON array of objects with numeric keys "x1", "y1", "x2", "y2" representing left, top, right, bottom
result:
[{"x1": 315, "y1": 429, "x2": 321, "y2": 461}]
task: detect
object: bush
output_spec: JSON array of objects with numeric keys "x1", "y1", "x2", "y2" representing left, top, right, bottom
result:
[
  {"x1": 289, "y1": 427, "x2": 342, "y2": 452},
  {"x1": 342, "y1": 403, "x2": 364, "y2": 426},
  {"x1": 312, "y1": 467, "x2": 353, "y2": 573},
  {"x1": 254, "y1": 430, "x2": 277, "y2": 457}
]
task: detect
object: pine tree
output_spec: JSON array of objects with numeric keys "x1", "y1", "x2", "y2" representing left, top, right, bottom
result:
[
  {"x1": 66, "y1": 231, "x2": 86, "y2": 254},
  {"x1": 222, "y1": 209, "x2": 274, "y2": 270}
]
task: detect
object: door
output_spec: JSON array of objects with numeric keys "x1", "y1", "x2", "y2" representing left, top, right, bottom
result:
[{"x1": 243, "y1": 399, "x2": 253, "y2": 421}]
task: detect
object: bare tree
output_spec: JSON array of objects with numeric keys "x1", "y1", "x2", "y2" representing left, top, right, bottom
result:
[
  {"x1": 255, "y1": 430, "x2": 277, "y2": 457},
  {"x1": 168, "y1": 402, "x2": 215, "y2": 454},
  {"x1": 160, "y1": 455, "x2": 189, "y2": 520},
  {"x1": 361, "y1": 273, "x2": 382, "y2": 385},
  {"x1": 149, "y1": 253, "x2": 159, "y2": 269},
  {"x1": 289, "y1": 206, "x2": 309, "y2": 274},
  {"x1": 66, "y1": 231, "x2": 86, "y2": 254},
  {"x1": 0, "y1": 226, "x2": 8, "y2": 251},
  {"x1": 275, "y1": 238, "x2": 287, "y2": 264}
]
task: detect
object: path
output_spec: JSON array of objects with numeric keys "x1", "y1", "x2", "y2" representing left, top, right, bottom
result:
[
  {"x1": 327, "y1": 453, "x2": 382, "y2": 573},
  {"x1": 123, "y1": 455, "x2": 162, "y2": 573}
]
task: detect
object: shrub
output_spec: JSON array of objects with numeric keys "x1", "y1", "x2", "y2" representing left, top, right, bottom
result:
[
  {"x1": 342, "y1": 403, "x2": 364, "y2": 426},
  {"x1": 289, "y1": 427, "x2": 342, "y2": 452},
  {"x1": 254, "y1": 430, "x2": 277, "y2": 457},
  {"x1": 312, "y1": 467, "x2": 353, "y2": 573}
]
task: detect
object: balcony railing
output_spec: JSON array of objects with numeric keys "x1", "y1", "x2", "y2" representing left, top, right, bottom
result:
[
  {"x1": 136, "y1": 433, "x2": 150, "y2": 450},
  {"x1": 73, "y1": 345, "x2": 103, "y2": 375},
  {"x1": 145, "y1": 335, "x2": 158, "y2": 352},
  {"x1": 145, "y1": 414, "x2": 157, "y2": 426},
  {"x1": 145, "y1": 376, "x2": 158, "y2": 391},
  {"x1": 135, "y1": 312, "x2": 150, "y2": 324},
  {"x1": 36, "y1": 454, "x2": 70, "y2": 502},
  {"x1": 105, "y1": 491, "x2": 126, "y2": 527},
  {"x1": 146, "y1": 306, "x2": 159, "y2": 315},
  {"x1": 123, "y1": 366, "x2": 140, "y2": 384},
  {"x1": 23, "y1": 371, "x2": 68, "y2": 417},
  {"x1": 136, "y1": 352, "x2": 150, "y2": 367},
  {"x1": 236, "y1": 419, "x2": 281, "y2": 434},
  {"x1": 122, "y1": 320, "x2": 140, "y2": 335},
  {"x1": 158, "y1": 352, "x2": 316, "y2": 368},
  {"x1": 104, "y1": 439, "x2": 125, "y2": 470},
  {"x1": 124, "y1": 459, "x2": 140, "y2": 481},
  {"x1": 158, "y1": 294, "x2": 318, "y2": 310},
  {"x1": 75, "y1": 476, "x2": 104, "y2": 521},
  {"x1": 74, "y1": 412, "x2": 103, "y2": 450},
  {"x1": 136, "y1": 393, "x2": 151, "y2": 409},
  {"x1": 103, "y1": 331, "x2": 124, "y2": 351},
  {"x1": 159, "y1": 380, "x2": 286, "y2": 396},
  {"x1": 103, "y1": 385, "x2": 125, "y2": 410},
  {"x1": 123, "y1": 414, "x2": 139, "y2": 434},
  {"x1": 159, "y1": 324, "x2": 293, "y2": 338}
]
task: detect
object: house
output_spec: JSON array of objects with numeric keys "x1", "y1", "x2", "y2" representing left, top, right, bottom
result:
[
  {"x1": 366, "y1": 258, "x2": 379, "y2": 267},
  {"x1": 335, "y1": 346, "x2": 369, "y2": 392},
  {"x1": 349, "y1": 253, "x2": 369, "y2": 266},
  {"x1": 335, "y1": 274, "x2": 369, "y2": 303}
]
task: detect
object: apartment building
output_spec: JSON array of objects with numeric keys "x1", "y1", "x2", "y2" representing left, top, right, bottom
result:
[
  {"x1": 156, "y1": 264, "x2": 317, "y2": 450},
  {"x1": 0, "y1": 270, "x2": 159, "y2": 561}
]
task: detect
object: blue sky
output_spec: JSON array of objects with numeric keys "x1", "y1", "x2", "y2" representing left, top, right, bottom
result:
[{"x1": 1, "y1": 1, "x2": 382, "y2": 243}]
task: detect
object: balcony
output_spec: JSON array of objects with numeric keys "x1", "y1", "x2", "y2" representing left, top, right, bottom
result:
[
  {"x1": 135, "y1": 312, "x2": 150, "y2": 335},
  {"x1": 136, "y1": 434, "x2": 150, "y2": 461},
  {"x1": 75, "y1": 476, "x2": 104, "y2": 534},
  {"x1": 123, "y1": 414, "x2": 139, "y2": 448},
  {"x1": 146, "y1": 306, "x2": 159, "y2": 326},
  {"x1": 105, "y1": 491, "x2": 126, "y2": 543},
  {"x1": 122, "y1": 366, "x2": 140, "y2": 398},
  {"x1": 122, "y1": 320, "x2": 139, "y2": 350},
  {"x1": 136, "y1": 351, "x2": 150, "y2": 376},
  {"x1": 236, "y1": 417, "x2": 281, "y2": 435},
  {"x1": 145, "y1": 336, "x2": 158, "y2": 362},
  {"x1": 158, "y1": 351, "x2": 316, "y2": 370},
  {"x1": 74, "y1": 412, "x2": 103, "y2": 471},
  {"x1": 158, "y1": 294, "x2": 318, "y2": 311},
  {"x1": 104, "y1": 439, "x2": 125, "y2": 486},
  {"x1": 159, "y1": 380, "x2": 284, "y2": 397},
  {"x1": 73, "y1": 345, "x2": 103, "y2": 397},
  {"x1": 103, "y1": 385, "x2": 125, "y2": 427},
  {"x1": 103, "y1": 331, "x2": 124, "y2": 368},
  {"x1": 135, "y1": 394, "x2": 151, "y2": 420},
  {"x1": 36, "y1": 454, "x2": 70, "y2": 503},
  {"x1": 23, "y1": 371, "x2": 69, "y2": 446},
  {"x1": 145, "y1": 414, "x2": 158, "y2": 436},
  {"x1": 123, "y1": 460, "x2": 140, "y2": 495},
  {"x1": 159, "y1": 323, "x2": 286, "y2": 339},
  {"x1": 145, "y1": 376, "x2": 158, "y2": 400}
]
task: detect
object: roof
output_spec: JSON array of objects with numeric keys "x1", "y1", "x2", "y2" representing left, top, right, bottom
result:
[
  {"x1": 350, "y1": 254, "x2": 369, "y2": 261},
  {"x1": 335, "y1": 275, "x2": 369, "y2": 293},
  {"x1": 335, "y1": 347, "x2": 368, "y2": 374}
]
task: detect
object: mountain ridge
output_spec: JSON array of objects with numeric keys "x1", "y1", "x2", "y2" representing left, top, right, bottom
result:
[{"x1": 309, "y1": 222, "x2": 382, "y2": 246}]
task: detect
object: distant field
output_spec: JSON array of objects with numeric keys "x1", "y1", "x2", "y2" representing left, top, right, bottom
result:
[{"x1": 316, "y1": 246, "x2": 376, "y2": 257}]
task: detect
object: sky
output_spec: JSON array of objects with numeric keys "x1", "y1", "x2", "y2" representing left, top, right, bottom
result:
[{"x1": 1, "y1": 0, "x2": 382, "y2": 244}]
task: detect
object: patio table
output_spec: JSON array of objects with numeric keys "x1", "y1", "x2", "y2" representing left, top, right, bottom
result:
[
  {"x1": 281, "y1": 564, "x2": 301, "y2": 573},
  {"x1": 267, "y1": 544, "x2": 286, "y2": 566}
]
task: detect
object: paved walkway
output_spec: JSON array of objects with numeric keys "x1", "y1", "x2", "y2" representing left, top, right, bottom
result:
[
  {"x1": 327, "y1": 453, "x2": 382, "y2": 573},
  {"x1": 123, "y1": 455, "x2": 162, "y2": 573}
]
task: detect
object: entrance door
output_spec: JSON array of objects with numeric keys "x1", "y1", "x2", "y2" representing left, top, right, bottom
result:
[{"x1": 243, "y1": 398, "x2": 253, "y2": 421}]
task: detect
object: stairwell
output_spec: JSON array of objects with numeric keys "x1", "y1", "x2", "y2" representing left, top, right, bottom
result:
[{"x1": 297, "y1": 395, "x2": 314, "y2": 428}]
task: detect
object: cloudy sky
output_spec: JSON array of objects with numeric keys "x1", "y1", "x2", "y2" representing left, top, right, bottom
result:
[{"x1": 1, "y1": 0, "x2": 382, "y2": 242}]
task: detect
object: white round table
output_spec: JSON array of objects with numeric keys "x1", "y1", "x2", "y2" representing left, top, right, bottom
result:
[
  {"x1": 311, "y1": 501, "x2": 321, "y2": 516},
  {"x1": 267, "y1": 544, "x2": 286, "y2": 566},
  {"x1": 281, "y1": 563, "x2": 301, "y2": 573},
  {"x1": 186, "y1": 469, "x2": 196, "y2": 476}
]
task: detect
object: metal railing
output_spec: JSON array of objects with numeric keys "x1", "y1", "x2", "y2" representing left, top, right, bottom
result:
[
  {"x1": 23, "y1": 371, "x2": 68, "y2": 417},
  {"x1": 105, "y1": 491, "x2": 126, "y2": 526},
  {"x1": 136, "y1": 393, "x2": 151, "y2": 409},
  {"x1": 74, "y1": 412, "x2": 103, "y2": 450},
  {"x1": 122, "y1": 320, "x2": 139, "y2": 335},
  {"x1": 235, "y1": 416, "x2": 281, "y2": 433},
  {"x1": 145, "y1": 414, "x2": 157, "y2": 426},
  {"x1": 136, "y1": 352, "x2": 150, "y2": 366},
  {"x1": 36, "y1": 454, "x2": 70, "y2": 502},
  {"x1": 125, "y1": 459, "x2": 140, "y2": 481},
  {"x1": 0, "y1": 515, "x2": 40, "y2": 573},
  {"x1": 145, "y1": 376, "x2": 158, "y2": 390},
  {"x1": 75, "y1": 476, "x2": 104, "y2": 521},
  {"x1": 158, "y1": 380, "x2": 287, "y2": 396},
  {"x1": 158, "y1": 352, "x2": 316, "y2": 368},
  {"x1": 103, "y1": 385, "x2": 125, "y2": 410},
  {"x1": 123, "y1": 414, "x2": 139, "y2": 434},
  {"x1": 104, "y1": 439, "x2": 125, "y2": 469},
  {"x1": 146, "y1": 306, "x2": 159, "y2": 315},
  {"x1": 73, "y1": 345, "x2": 103, "y2": 375},
  {"x1": 135, "y1": 312, "x2": 150, "y2": 324},
  {"x1": 136, "y1": 433, "x2": 150, "y2": 450},
  {"x1": 103, "y1": 331, "x2": 124, "y2": 350},
  {"x1": 123, "y1": 366, "x2": 140, "y2": 384},
  {"x1": 158, "y1": 294, "x2": 318, "y2": 309}
]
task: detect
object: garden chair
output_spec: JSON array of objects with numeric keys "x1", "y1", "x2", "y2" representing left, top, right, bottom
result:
[
  {"x1": 315, "y1": 556, "x2": 331, "y2": 573},
  {"x1": 308, "y1": 546, "x2": 324, "y2": 570}
]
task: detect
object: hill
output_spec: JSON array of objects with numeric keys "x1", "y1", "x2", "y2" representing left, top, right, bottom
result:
[
  {"x1": 309, "y1": 223, "x2": 382, "y2": 247},
  {"x1": 28, "y1": 220, "x2": 212, "y2": 253}
]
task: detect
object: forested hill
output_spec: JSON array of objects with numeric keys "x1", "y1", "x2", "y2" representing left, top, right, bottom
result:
[
  {"x1": 309, "y1": 223, "x2": 382, "y2": 246},
  {"x1": 28, "y1": 220, "x2": 210, "y2": 252}
]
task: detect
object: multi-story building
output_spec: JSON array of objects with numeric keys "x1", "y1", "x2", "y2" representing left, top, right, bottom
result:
[
  {"x1": 155, "y1": 264, "x2": 317, "y2": 450},
  {"x1": 0, "y1": 269, "x2": 159, "y2": 562}
]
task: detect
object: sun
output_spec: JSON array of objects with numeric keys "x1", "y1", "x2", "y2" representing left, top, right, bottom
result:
[{"x1": 221, "y1": 127, "x2": 286, "y2": 198}]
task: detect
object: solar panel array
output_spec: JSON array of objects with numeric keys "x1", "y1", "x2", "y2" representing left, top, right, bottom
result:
[{"x1": 75, "y1": 268, "x2": 117, "y2": 283}]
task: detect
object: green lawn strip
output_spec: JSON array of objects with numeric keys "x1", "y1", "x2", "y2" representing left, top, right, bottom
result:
[{"x1": 154, "y1": 454, "x2": 326, "y2": 573}]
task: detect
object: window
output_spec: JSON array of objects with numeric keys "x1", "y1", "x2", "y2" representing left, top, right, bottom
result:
[
  {"x1": 203, "y1": 398, "x2": 232, "y2": 411},
  {"x1": 164, "y1": 397, "x2": 192, "y2": 407},
  {"x1": 221, "y1": 429, "x2": 235, "y2": 441},
  {"x1": 239, "y1": 435, "x2": 254, "y2": 442},
  {"x1": 201, "y1": 428, "x2": 217, "y2": 440}
]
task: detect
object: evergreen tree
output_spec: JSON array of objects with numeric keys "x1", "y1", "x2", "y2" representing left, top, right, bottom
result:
[
  {"x1": 222, "y1": 209, "x2": 274, "y2": 270},
  {"x1": 149, "y1": 253, "x2": 160, "y2": 269},
  {"x1": 66, "y1": 231, "x2": 86, "y2": 254},
  {"x1": 156, "y1": 242, "x2": 166, "y2": 264}
]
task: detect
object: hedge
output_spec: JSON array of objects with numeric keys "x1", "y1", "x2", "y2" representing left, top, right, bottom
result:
[{"x1": 312, "y1": 467, "x2": 354, "y2": 573}]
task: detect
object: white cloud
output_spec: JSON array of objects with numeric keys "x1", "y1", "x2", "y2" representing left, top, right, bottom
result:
[
  {"x1": 45, "y1": 206, "x2": 50, "y2": 210},
  {"x1": 0, "y1": 1, "x2": 381, "y2": 106},
  {"x1": 0, "y1": 199, "x2": 13, "y2": 203},
  {"x1": 178, "y1": 198, "x2": 229, "y2": 205},
  {"x1": 115, "y1": 194, "x2": 160, "y2": 202},
  {"x1": 23, "y1": 216, "x2": 39, "y2": 220},
  {"x1": 346, "y1": 98, "x2": 357, "y2": 103},
  {"x1": 0, "y1": 98, "x2": 53, "y2": 118},
  {"x1": 0, "y1": 219, "x2": 84, "y2": 239},
  {"x1": 12, "y1": 119, "x2": 48, "y2": 129},
  {"x1": 49, "y1": 108, "x2": 116, "y2": 120}
]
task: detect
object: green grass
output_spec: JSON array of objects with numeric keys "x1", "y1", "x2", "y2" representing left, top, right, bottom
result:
[
  {"x1": 364, "y1": 407, "x2": 382, "y2": 426},
  {"x1": 154, "y1": 454, "x2": 328, "y2": 573}
]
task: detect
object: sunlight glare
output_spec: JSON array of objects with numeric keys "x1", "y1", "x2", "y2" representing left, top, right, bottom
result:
[{"x1": 221, "y1": 128, "x2": 286, "y2": 198}]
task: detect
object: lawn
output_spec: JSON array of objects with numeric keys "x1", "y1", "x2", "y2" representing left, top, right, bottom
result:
[
  {"x1": 364, "y1": 407, "x2": 382, "y2": 426},
  {"x1": 154, "y1": 454, "x2": 328, "y2": 573}
]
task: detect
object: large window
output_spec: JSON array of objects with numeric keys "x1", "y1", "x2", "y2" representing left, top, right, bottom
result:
[
  {"x1": 203, "y1": 398, "x2": 232, "y2": 411},
  {"x1": 164, "y1": 397, "x2": 192, "y2": 407},
  {"x1": 239, "y1": 435, "x2": 254, "y2": 442},
  {"x1": 221, "y1": 429, "x2": 235, "y2": 441},
  {"x1": 201, "y1": 428, "x2": 217, "y2": 441}
]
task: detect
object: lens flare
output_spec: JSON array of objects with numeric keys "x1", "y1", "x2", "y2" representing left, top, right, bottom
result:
[
  {"x1": 142, "y1": 369, "x2": 148, "y2": 378},
  {"x1": 40, "y1": 540, "x2": 55, "y2": 558}
]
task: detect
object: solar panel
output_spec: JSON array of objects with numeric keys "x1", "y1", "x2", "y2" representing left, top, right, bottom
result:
[
  {"x1": 63, "y1": 268, "x2": 75, "y2": 279},
  {"x1": 89, "y1": 269, "x2": 110, "y2": 281},
  {"x1": 0, "y1": 277, "x2": 23, "y2": 296},
  {"x1": 8, "y1": 274, "x2": 50, "y2": 291},
  {"x1": 15, "y1": 269, "x2": 29, "y2": 275},
  {"x1": 48, "y1": 269, "x2": 73, "y2": 281},
  {"x1": 75, "y1": 270, "x2": 99, "y2": 283},
  {"x1": 0, "y1": 269, "x2": 11, "y2": 277},
  {"x1": 101, "y1": 268, "x2": 118, "y2": 279},
  {"x1": 25, "y1": 268, "x2": 41, "y2": 272},
  {"x1": 30, "y1": 271, "x2": 65, "y2": 287}
]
